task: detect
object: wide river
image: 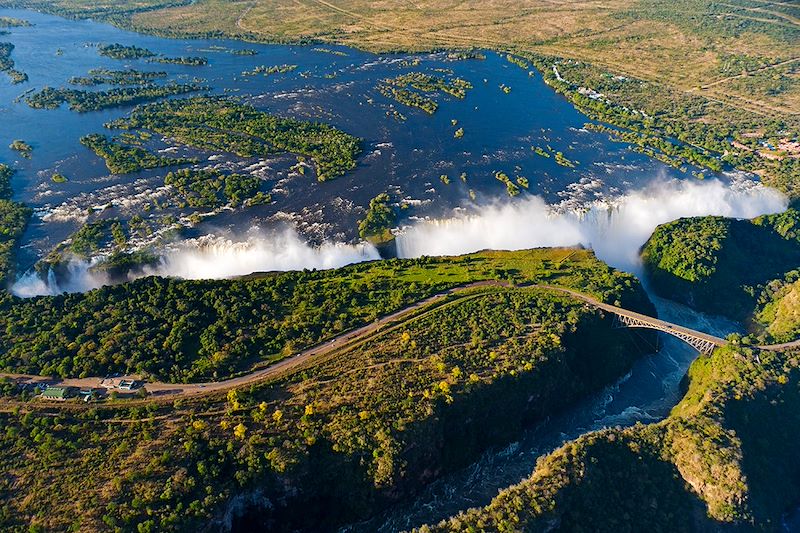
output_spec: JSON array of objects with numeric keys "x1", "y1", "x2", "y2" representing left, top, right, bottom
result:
[
  {"x1": 0, "y1": 9, "x2": 790, "y2": 531},
  {"x1": 1, "y1": 7, "x2": 777, "y2": 290}
]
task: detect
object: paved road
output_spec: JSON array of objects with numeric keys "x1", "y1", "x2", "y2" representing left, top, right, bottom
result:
[
  {"x1": 3, "y1": 282, "x2": 796, "y2": 400},
  {"x1": 0, "y1": 281, "x2": 506, "y2": 399},
  {"x1": 758, "y1": 339, "x2": 800, "y2": 352}
]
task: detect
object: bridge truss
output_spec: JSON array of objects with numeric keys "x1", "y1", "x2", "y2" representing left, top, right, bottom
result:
[{"x1": 612, "y1": 314, "x2": 719, "y2": 354}]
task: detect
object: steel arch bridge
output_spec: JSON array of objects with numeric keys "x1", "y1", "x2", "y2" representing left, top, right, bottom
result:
[{"x1": 612, "y1": 313, "x2": 723, "y2": 354}]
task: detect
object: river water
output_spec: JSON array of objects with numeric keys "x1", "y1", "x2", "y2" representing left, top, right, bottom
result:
[
  {"x1": 341, "y1": 294, "x2": 742, "y2": 532},
  {"x1": 0, "y1": 8, "x2": 748, "y2": 283},
  {"x1": 0, "y1": 10, "x2": 789, "y2": 529}
]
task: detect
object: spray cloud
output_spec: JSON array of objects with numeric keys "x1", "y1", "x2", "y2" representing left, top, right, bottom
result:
[{"x1": 11, "y1": 177, "x2": 788, "y2": 297}]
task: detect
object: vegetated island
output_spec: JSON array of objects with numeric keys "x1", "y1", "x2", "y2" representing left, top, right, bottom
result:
[
  {"x1": 242, "y1": 64, "x2": 297, "y2": 77},
  {"x1": 8, "y1": 139, "x2": 32, "y2": 159},
  {"x1": 164, "y1": 168, "x2": 271, "y2": 209},
  {"x1": 97, "y1": 42, "x2": 155, "y2": 60},
  {"x1": 79, "y1": 133, "x2": 197, "y2": 174},
  {"x1": 25, "y1": 83, "x2": 207, "y2": 112},
  {"x1": 0, "y1": 16, "x2": 31, "y2": 28},
  {"x1": 149, "y1": 55, "x2": 208, "y2": 66},
  {"x1": 0, "y1": 248, "x2": 656, "y2": 532},
  {"x1": 377, "y1": 72, "x2": 473, "y2": 114},
  {"x1": 358, "y1": 192, "x2": 396, "y2": 244},
  {"x1": 69, "y1": 68, "x2": 168, "y2": 86},
  {"x1": 108, "y1": 96, "x2": 362, "y2": 181},
  {"x1": 5, "y1": 0, "x2": 798, "y2": 195},
  {"x1": 0, "y1": 41, "x2": 27, "y2": 83}
]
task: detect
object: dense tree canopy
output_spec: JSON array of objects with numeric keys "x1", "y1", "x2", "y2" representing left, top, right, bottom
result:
[
  {"x1": 0, "y1": 249, "x2": 650, "y2": 382},
  {"x1": 642, "y1": 209, "x2": 800, "y2": 319}
]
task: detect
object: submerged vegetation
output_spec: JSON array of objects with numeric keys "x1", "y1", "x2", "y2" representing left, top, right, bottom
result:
[
  {"x1": 111, "y1": 96, "x2": 361, "y2": 181},
  {"x1": 25, "y1": 83, "x2": 206, "y2": 112}
]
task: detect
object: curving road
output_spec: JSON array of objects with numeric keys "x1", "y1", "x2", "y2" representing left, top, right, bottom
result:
[
  {"x1": 3, "y1": 282, "x2": 796, "y2": 400},
  {"x1": 1, "y1": 281, "x2": 506, "y2": 399}
]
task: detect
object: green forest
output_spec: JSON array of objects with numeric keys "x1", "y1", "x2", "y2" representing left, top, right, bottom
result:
[
  {"x1": 358, "y1": 192, "x2": 396, "y2": 243},
  {"x1": 0, "y1": 3, "x2": 795, "y2": 531},
  {"x1": 641, "y1": 209, "x2": 800, "y2": 322},
  {"x1": 0, "y1": 249, "x2": 654, "y2": 533},
  {"x1": 149, "y1": 55, "x2": 207, "y2": 66},
  {"x1": 377, "y1": 72, "x2": 473, "y2": 114},
  {"x1": 0, "y1": 164, "x2": 31, "y2": 286},
  {"x1": 110, "y1": 96, "x2": 362, "y2": 181},
  {"x1": 97, "y1": 43, "x2": 155, "y2": 60},
  {"x1": 0, "y1": 248, "x2": 649, "y2": 383},
  {"x1": 69, "y1": 68, "x2": 168, "y2": 86},
  {"x1": 25, "y1": 83, "x2": 206, "y2": 112},
  {"x1": 80, "y1": 133, "x2": 196, "y2": 174},
  {"x1": 164, "y1": 168, "x2": 270, "y2": 208},
  {"x1": 0, "y1": 41, "x2": 26, "y2": 83},
  {"x1": 422, "y1": 343, "x2": 800, "y2": 531}
]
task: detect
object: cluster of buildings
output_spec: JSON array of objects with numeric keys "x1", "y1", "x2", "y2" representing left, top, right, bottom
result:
[
  {"x1": 30, "y1": 377, "x2": 144, "y2": 402},
  {"x1": 39, "y1": 385, "x2": 101, "y2": 402}
]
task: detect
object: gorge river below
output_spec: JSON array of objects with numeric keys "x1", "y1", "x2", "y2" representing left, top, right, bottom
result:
[
  {"x1": 341, "y1": 293, "x2": 742, "y2": 532},
  {"x1": 0, "y1": 8, "x2": 793, "y2": 531}
]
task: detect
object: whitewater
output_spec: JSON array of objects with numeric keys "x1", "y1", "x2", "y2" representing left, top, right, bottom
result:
[{"x1": 12, "y1": 176, "x2": 787, "y2": 296}]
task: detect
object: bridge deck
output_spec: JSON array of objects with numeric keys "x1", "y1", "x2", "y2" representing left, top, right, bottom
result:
[{"x1": 539, "y1": 285, "x2": 728, "y2": 352}]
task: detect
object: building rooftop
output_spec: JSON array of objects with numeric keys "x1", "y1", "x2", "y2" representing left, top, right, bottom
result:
[{"x1": 41, "y1": 386, "x2": 77, "y2": 400}]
